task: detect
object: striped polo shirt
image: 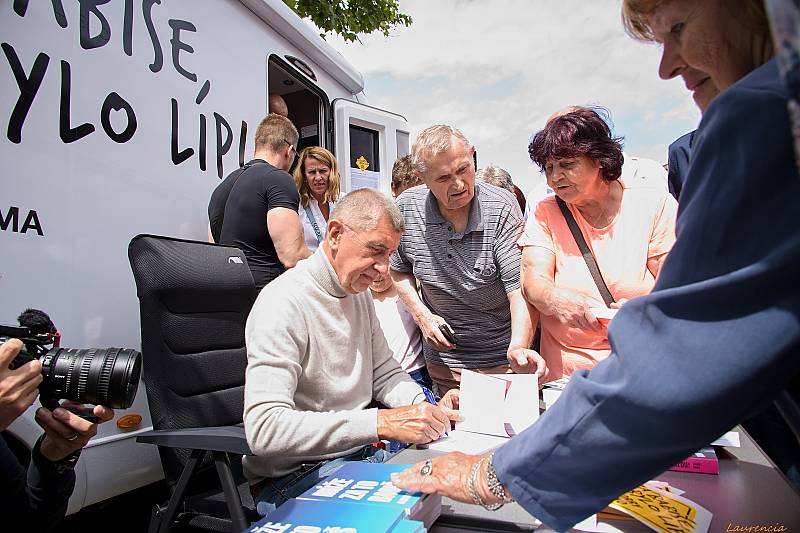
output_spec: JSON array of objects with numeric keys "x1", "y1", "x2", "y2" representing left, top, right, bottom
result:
[{"x1": 390, "y1": 183, "x2": 524, "y2": 368}]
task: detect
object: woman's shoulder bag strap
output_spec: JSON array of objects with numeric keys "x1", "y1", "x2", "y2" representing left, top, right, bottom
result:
[{"x1": 555, "y1": 196, "x2": 616, "y2": 307}]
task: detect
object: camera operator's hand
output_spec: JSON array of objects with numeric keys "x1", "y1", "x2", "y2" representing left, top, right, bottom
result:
[
  {"x1": 0, "y1": 338, "x2": 43, "y2": 431},
  {"x1": 35, "y1": 402, "x2": 115, "y2": 461}
]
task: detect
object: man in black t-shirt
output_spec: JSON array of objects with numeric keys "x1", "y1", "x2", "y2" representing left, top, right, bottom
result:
[{"x1": 208, "y1": 113, "x2": 310, "y2": 289}]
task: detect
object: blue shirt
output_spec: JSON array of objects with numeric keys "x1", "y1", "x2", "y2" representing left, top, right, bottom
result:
[
  {"x1": 494, "y1": 58, "x2": 800, "y2": 531},
  {"x1": 667, "y1": 130, "x2": 694, "y2": 201}
]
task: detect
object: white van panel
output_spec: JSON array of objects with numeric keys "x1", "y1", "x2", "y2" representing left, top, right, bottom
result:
[
  {"x1": 333, "y1": 100, "x2": 410, "y2": 195},
  {"x1": 240, "y1": 0, "x2": 364, "y2": 94},
  {"x1": 1, "y1": 0, "x2": 361, "y2": 511}
]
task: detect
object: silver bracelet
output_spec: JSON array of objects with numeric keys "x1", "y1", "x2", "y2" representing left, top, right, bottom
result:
[
  {"x1": 486, "y1": 452, "x2": 514, "y2": 504},
  {"x1": 467, "y1": 456, "x2": 503, "y2": 511}
]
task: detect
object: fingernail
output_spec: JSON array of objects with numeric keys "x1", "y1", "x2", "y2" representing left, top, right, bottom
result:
[
  {"x1": 390, "y1": 473, "x2": 401, "y2": 483},
  {"x1": 53, "y1": 408, "x2": 68, "y2": 418}
]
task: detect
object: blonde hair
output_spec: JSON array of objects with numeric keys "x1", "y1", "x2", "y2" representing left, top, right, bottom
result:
[
  {"x1": 391, "y1": 155, "x2": 421, "y2": 191},
  {"x1": 293, "y1": 146, "x2": 341, "y2": 208},
  {"x1": 622, "y1": 0, "x2": 770, "y2": 43}
]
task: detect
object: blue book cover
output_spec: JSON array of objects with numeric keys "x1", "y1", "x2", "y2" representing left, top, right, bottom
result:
[
  {"x1": 296, "y1": 462, "x2": 427, "y2": 517},
  {"x1": 246, "y1": 498, "x2": 404, "y2": 533},
  {"x1": 390, "y1": 519, "x2": 426, "y2": 532}
]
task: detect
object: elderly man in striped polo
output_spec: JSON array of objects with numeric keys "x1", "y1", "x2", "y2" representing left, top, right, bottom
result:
[{"x1": 390, "y1": 125, "x2": 545, "y2": 394}]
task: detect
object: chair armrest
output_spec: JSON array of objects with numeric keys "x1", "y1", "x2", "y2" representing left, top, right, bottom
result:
[{"x1": 137, "y1": 425, "x2": 252, "y2": 455}]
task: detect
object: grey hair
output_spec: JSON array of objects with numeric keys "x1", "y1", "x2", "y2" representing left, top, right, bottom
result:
[
  {"x1": 477, "y1": 164, "x2": 515, "y2": 193},
  {"x1": 411, "y1": 125, "x2": 470, "y2": 176},
  {"x1": 331, "y1": 188, "x2": 404, "y2": 233}
]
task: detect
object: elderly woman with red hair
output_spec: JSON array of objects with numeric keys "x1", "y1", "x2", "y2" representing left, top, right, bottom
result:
[{"x1": 519, "y1": 108, "x2": 678, "y2": 382}]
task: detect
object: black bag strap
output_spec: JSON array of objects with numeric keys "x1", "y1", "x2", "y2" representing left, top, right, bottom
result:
[
  {"x1": 555, "y1": 196, "x2": 615, "y2": 307},
  {"x1": 214, "y1": 160, "x2": 260, "y2": 242}
]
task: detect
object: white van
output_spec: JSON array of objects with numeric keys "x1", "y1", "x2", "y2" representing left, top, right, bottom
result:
[{"x1": 1, "y1": 0, "x2": 409, "y2": 514}]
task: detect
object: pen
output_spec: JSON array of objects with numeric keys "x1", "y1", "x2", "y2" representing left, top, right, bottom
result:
[{"x1": 421, "y1": 386, "x2": 448, "y2": 437}]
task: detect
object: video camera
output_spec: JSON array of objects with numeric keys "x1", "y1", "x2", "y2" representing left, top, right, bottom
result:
[{"x1": 0, "y1": 323, "x2": 142, "y2": 411}]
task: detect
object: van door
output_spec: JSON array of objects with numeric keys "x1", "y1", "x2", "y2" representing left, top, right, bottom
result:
[{"x1": 332, "y1": 100, "x2": 410, "y2": 195}]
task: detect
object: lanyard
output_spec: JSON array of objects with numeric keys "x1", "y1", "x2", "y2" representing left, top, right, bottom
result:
[{"x1": 304, "y1": 204, "x2": 323, "y2": 243}]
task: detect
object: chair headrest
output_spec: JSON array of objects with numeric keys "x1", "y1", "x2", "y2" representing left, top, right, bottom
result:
[{"x1": 128, "y1": 234, "x2": 256, "y2": 312}]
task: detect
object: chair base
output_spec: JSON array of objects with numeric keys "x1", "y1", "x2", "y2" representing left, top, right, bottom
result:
[{"x1": 147, "y1": 449, "x2": 255, "y2": 533}]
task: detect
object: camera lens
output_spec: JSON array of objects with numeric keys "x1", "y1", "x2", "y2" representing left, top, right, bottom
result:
[{"x1": 41, "y1": 348, "x2": 142, "y2": 409}]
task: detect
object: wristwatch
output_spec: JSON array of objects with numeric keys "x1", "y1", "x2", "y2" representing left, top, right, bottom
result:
[
  {"x1": 486, "y1": 452, "x2": 514, "y2": 505},
  {"x1": 34, "y1": 435, "x2": 82, "y2": 475}
]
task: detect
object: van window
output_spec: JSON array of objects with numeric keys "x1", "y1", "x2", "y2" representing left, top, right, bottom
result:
[
  {"x1": 349, "y1": 125, "x2": 380, "y2": 172},
  {"x1": 396, "y1": 131, "x2": 410, "y2": 158}
]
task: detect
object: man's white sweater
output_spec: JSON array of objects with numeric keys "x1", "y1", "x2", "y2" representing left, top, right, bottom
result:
[{"x1": 243, "y1": 247, "x2": 424, "y2": 482}]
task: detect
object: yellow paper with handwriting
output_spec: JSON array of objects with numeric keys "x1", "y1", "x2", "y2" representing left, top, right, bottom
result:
[{"x1": 609, "y1": 484, "x2": 712, "y2": 533}]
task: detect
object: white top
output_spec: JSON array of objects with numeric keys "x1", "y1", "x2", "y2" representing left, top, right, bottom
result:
[
  {"x1": 620, "y1": 154, "x2": 668, "y2": 190},
  {"x1": 371, "y1": 294, "x2": 426, "y2": 373},
  {"x1": 243, "y1": 248, "x2": 423, "y2": 481},
  {"x1": 298, "y1": 197, "x2": 336, "y2": 252}
]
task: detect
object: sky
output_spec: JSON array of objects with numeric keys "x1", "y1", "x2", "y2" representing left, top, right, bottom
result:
[{"x1": 315, "y1": 0, "x2": 702, "y2": 193}]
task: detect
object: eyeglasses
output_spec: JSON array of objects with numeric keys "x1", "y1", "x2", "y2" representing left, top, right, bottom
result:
[
  {"x1": 283, "y1": 138, "x2": 298, "y2": 163},
  {"x1": 341, "y1": 222, "x2": 393, "y2": 261}
]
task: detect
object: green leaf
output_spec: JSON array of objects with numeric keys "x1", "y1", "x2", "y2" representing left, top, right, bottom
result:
[{"x1": 290, "y1": 0, "x2": 412, "y2": 43}]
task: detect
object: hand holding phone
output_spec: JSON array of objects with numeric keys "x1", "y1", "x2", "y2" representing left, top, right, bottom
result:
[{"x1": 439, "y1": 323, "x2": 457, "y2": 345}]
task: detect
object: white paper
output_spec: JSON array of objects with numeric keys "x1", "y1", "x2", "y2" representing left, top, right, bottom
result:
[
  {"x1": 455, "y1": 370, "x2": 539, "y2": 437},
  {"x1": 543, "y1": 377, "x2": 570, "y2": 390},
  {"x1": 456, "y1": 371, "x2": 508, "y2": 436},
  {"x1": 503, "y1": 374, "x2": 539, "y2": 434},
  {"x1": 710, "y1": 431, "x2": 740, "y2": 447},
  {"x1": 427, "y1": 430, "x2": 508, "y2": 454},
  {"x1": 350, "y1": 168, "x2": 380, "y2": 191},
  {"x1": 590, "y1": 307, "x2": 618, "y2": 321}
]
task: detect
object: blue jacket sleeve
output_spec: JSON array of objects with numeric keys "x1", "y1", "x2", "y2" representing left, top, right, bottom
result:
[{"x1": 493, "y1": 60, "x2": 800, "y2": 532}]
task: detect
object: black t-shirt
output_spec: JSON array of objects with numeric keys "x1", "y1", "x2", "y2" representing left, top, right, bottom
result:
[{"x1": 208, "y1": 159, "x2": 300, "y2": 288}]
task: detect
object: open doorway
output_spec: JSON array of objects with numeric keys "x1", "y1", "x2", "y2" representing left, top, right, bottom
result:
[{"x1": 268, "y1": 56, "x2": 328, "y2": 156}]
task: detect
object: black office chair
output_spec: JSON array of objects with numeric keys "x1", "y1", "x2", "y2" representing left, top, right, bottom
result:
[{"x1": 128, "y1": 234, "x2": 258, "y2": 532}]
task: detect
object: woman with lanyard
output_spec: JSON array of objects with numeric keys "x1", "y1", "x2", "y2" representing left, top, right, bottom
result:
[{"x1": 293, "y1": 147, "x2": 341, "y2": 252}]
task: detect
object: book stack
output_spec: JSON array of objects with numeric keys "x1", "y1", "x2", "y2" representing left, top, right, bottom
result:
[
  {"x1": 669, "y1": 447, "x2": 719, "y2": 475},
  {"x1": 245, "y1": 463, "x2": 441, "y2": 533},
  {"x1": 246, "y1": 498, "x2": 425, "y2": 532},
  {"x1": 298, "y1": 462, "x2": 441, "y2": 529},
  {"x1": 600, "y1": 481, "x2": 713, "y2": 533}
]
